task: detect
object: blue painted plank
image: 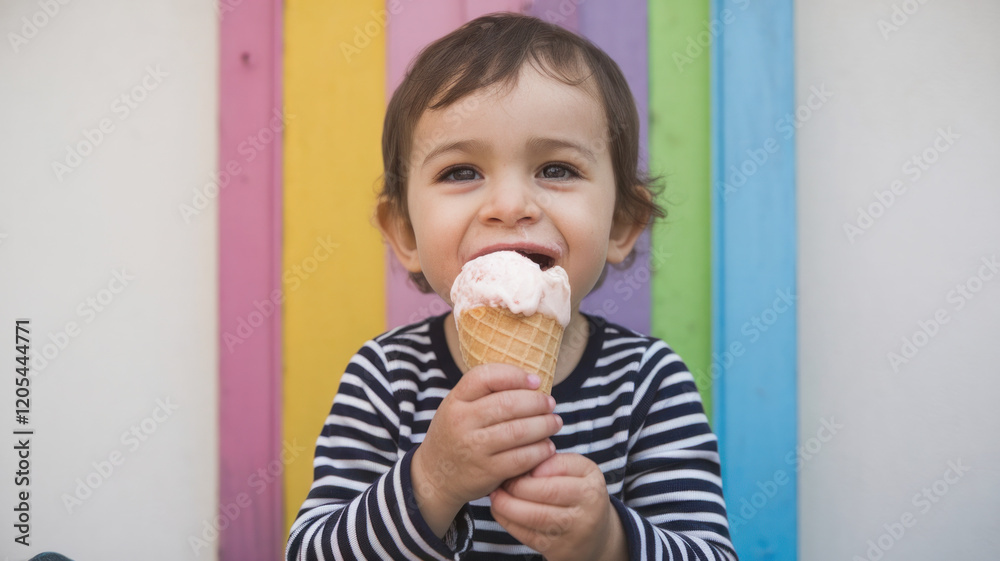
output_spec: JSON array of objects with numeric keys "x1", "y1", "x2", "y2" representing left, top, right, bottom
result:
[{"x1": 711, "y1": 0, "x2": 797, "y2": 559}]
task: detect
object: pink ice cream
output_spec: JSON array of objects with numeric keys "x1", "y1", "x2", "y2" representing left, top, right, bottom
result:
[{"x1": 450, "y1": 250, "x2": 571, "y2": 327}]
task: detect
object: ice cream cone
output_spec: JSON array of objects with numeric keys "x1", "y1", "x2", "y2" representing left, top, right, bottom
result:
[{"x1": 456, "y1": 305, "x2": 564, "y2": 395}]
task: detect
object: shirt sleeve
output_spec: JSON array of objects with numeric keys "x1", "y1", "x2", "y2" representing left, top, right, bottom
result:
[
  {"x1": 285, "y1": 342, "x2": 474, "y2": 561},
  {"x1": 615, "y1": 341, "x2": 738, "y2": 561}
]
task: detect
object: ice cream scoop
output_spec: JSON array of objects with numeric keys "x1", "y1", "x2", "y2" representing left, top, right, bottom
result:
[{"x1": 450, "y1": 250, "x2": 571, "y2": 394}]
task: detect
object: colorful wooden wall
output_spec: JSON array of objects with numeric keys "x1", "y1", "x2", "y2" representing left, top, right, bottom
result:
[{"x1": 219, "y1": 2, "x2": 797, "y2": 559}]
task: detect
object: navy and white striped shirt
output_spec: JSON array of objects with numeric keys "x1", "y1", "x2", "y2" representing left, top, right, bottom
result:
[{"x1": 287, "y1": 313, "x2": 737, "y2": 560}]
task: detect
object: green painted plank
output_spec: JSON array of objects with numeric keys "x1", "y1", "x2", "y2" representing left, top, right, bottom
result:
[{"x1": 648, "y1": 0, "x2": 713, "y2": 419}]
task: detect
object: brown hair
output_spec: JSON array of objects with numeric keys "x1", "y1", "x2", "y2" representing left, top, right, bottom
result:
[{"x1": 378, "y1": 12, "x2": 665, "y2": 292}]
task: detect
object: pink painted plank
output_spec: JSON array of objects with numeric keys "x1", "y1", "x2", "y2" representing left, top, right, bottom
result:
[
  {"x1": 385, "y1": 0, "x2": 464, "y2": 328},
  {"x1": 464, "y1": 0, "x2": 525, "y2": 19},
  {"x1": 576, "y1": 0, "x2": 651, "y2": 334},
  {"x1": 218, "y1": 1, "x2": 284, "y2": 560},
  {"x1": 386, "y1": 0, "x2": 531, "y2": 328}
]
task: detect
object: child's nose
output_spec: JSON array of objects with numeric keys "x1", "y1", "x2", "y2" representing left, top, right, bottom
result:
[{"x1": 477, "y1": 179, "x2": 541, "y2": 226}]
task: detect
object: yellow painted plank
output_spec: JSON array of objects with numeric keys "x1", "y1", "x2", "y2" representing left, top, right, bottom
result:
[{"x1": 282, "y1": 0, "x2": 386, "y2": 534}]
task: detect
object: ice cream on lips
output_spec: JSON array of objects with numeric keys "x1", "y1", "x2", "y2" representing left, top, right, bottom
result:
[
  {"x1": 451, "y1": 250, "x2": 572, "y2": 326},
  {"x1": 450, "y1": 250, "x2": 571, "y2": 395}
]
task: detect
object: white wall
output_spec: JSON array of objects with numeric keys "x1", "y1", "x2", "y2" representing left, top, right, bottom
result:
[
  {"x1": 0, "y1": 1, "x2": 218, "y2": 559},
  {"x1": 797, "y1": 1, "x2": 1000, "y2": 559}
]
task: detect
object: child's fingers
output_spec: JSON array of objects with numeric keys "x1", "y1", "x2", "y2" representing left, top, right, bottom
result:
[
  {"x1": 530, "y1": 452, "x2": 598, "y2": 478},
  {"x1": 476, "y1": 389, "x2": 555, "y2": 427},
  {"x1": 501, "y1": 475, "x2": 595, "y2": 508},
  {"x1": 488, "y1": 503, "x2": 559, "y2": 555},
  {"x1": 490, "y1": 486, "x2": 579, "y2": 536},
  {"x1": 489, "y1": 438, "x2": 556, "y2": 478},
  {"x1": 453, "y1": 363, "x2": 540, "y2": 402},
  {"x1": 481, "y1": 414, "x2": 562, "y2": 453}
]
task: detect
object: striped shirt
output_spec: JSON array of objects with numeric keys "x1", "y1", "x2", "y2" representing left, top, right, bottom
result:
[{"x1": 287, "y1": 312, "x2": 737, "y2": 560}]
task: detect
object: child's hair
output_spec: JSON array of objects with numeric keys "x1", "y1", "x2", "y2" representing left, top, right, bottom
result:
[{"x1": 378, "y1": 12, "x2": 665, "y2": 293}]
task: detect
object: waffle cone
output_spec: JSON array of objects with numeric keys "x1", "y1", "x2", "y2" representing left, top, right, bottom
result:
[{"x1": 456, "y1": 306, "x2": 564, "y2": 395}]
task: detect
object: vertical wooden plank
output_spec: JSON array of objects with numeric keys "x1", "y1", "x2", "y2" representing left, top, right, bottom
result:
[
  {"x1": 218, "y1": 1, "x2": 283, "y2": 559},
  {"x1": 526, "y1": 0, "x2": 579, "y2": 29},
  {"x1": 282, "y1": 0, "x2": 387, "y2": 537},
  {"x1": 712, "y1": 0, "x2": 797, "y2": 557},
  {"x1": 576, "y1": 0, "x2": 652, "y2": 335},
  {"x1": 384, "y1": 0, "x2": 462, "y2": 329},
  {"x1": 464, "y1": 0, "x2": 524, "y2": 19},
  {"x1": 648, "y1": 1, "x2": 713, "y2": 415},
  {"x1": 386, "y1": 0, "x2": 464, "y2": 93},
  {"x1": 385, "y1": 1, "x2": 530, "y2": 328}
]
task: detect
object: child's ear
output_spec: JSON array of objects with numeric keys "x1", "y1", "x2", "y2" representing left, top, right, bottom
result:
[
  {"x1": 607, "y1": 217, "x2": 646, "y2": 264},
  {"x1": 606, "y1": 190, "x2": 650, "y2": 265},
  {"x1": 376, "y1": 201, "x2": 422, "y2": 273}
]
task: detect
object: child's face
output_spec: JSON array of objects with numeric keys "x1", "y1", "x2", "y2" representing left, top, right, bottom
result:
[{"x1": 391, "y1": 64, "x2": 640, "y2": 313}]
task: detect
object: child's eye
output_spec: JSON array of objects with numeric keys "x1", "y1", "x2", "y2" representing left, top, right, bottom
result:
[
  {"x1": 539, "y1": 164, "x2": 579, "y2": 180},
  {"x1": 438, "y1": 166, "x2": 481, "y2": 182}
]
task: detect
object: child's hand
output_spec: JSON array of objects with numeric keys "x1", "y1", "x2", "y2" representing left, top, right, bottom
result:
[
  {"x1": 489, "y1": 453, "x2": 628, "y2": 561},
  {"x1": 411, "y1": 363, "x2": 561, "y2": 536}
]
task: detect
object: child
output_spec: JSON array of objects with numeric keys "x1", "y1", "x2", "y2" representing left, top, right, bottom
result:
[{"x1": 287, "y1": 13, "x2": 736, "y2": 561}]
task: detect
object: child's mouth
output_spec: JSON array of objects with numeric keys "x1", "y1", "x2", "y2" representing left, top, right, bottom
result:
[
  {"x1": 471, "y1": 244, "x2": 561, "y2": 271},
  {"x1": 515, "y1": 250, "x2": 555, "y2": 271}
]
